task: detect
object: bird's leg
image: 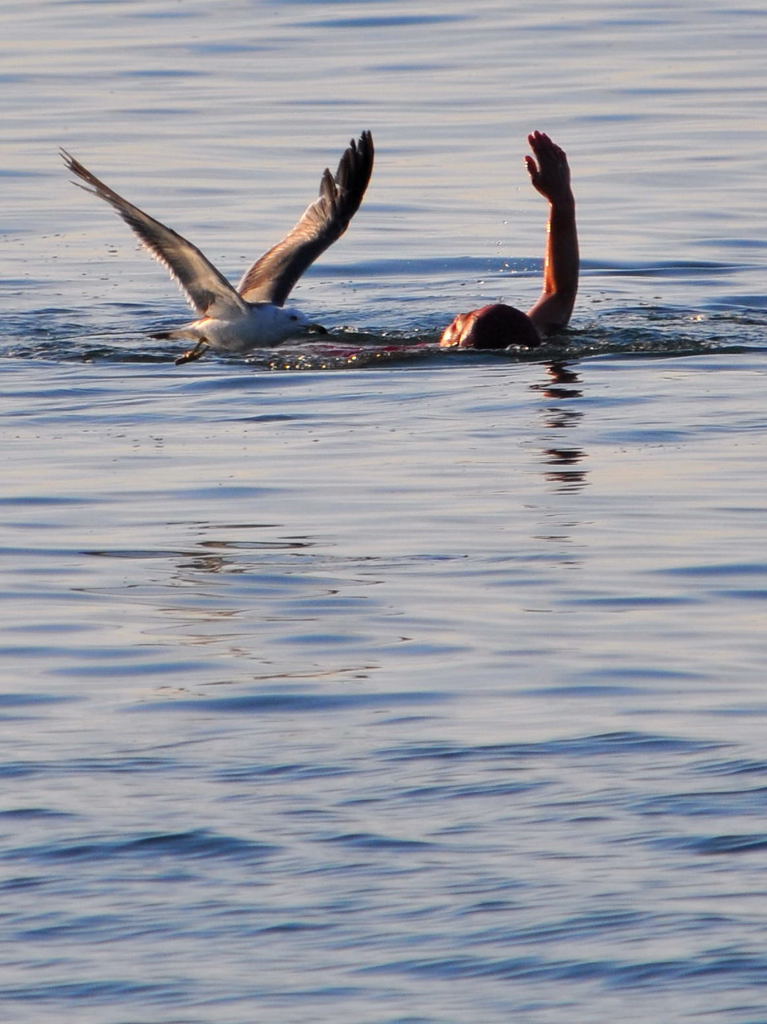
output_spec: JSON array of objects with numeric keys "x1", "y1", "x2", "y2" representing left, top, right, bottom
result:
[{"x1": 175, "y1": 339, "x2": 209, "y2": 365}]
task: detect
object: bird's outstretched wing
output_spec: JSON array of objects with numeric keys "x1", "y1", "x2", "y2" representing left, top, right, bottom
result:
[
  {"x1": 236, "y1": 131, "x2": 374, "y2": 306},
  {"x1": 61, "y1": 149, "x2": 247, "y2": 319}
]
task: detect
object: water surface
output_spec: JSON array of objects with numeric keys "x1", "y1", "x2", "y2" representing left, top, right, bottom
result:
[{"x1": 2, "y1": 1, "x2": 767, "y2": 1022}]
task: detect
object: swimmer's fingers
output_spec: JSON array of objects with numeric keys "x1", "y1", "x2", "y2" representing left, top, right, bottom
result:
[
  {"x1": 525, "y1": 154, "x2": 541, "y2": 190},
  {"x1": 526, "y1": 131, "x2": 571, "y2": 200}
]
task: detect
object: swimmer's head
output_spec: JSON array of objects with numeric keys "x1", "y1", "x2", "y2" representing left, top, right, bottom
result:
[{"x1": 439, "y1": 303, "x2": 541, "y2": 350}]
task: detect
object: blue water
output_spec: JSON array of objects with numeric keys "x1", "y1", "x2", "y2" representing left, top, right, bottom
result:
[{"x1": 2, "y1": 1, "x2": 767, "y2": 1022}]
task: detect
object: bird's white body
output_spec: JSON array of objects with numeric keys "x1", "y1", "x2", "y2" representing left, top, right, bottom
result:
[
  {"x1": 161, "y1": 302, "x2": 311, "y2": 353},
  {"x1": 61, "y1": 132, "x2": 373, "y2": 362}
]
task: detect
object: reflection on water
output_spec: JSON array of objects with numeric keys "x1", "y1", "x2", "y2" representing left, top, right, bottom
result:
[
  {"x1": 535, "y1": 361, "x2": 583, "y2": 400},
  {"x1": 533, "y1": 362, "x2": 588, "y2": 492},
  {"x1": 176, "y1": 533, "x2": 316, "y2": 575},
  {"x1": 543, "y1": 448, "x2": 588, "y2": 492}
]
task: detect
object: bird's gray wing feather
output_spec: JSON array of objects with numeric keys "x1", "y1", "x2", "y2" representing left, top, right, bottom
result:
[
  {"x1": 236, "y1": 131, "x2": 374, "y2": 306},
  {"x1": 61, "y1": 149, "x2": 247, "y2": 319}
]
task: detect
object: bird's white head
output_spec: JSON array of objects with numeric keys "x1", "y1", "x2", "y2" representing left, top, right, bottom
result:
[
  {"x1": 234, "y1": 302, "x2": 327, "y2": 348},
  {"x1": 271, "y1": 305, "x2": 327, "y2": 342}
]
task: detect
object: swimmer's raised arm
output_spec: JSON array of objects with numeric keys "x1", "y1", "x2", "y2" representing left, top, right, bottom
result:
[
  {"x1": 439, "y1": 130, "x2": 579, "y2": 350},
  {"x1": 525, "y1": 131, "x2": 579, "y2": 336}
]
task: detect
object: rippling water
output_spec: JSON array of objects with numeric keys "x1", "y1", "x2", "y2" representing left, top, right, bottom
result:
[{"x1": 2, "y1": 1, "x2": 767, "y2": 1022}]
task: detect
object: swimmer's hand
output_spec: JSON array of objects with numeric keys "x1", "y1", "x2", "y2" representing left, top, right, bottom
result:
[{"x1": 525, "y1": 131, "x2": 573, "y2": 206}]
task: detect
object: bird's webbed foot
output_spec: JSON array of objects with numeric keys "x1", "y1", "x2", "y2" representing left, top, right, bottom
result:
[{"x1": 175, "y1": 339, "x2": 209, "y2": 365}]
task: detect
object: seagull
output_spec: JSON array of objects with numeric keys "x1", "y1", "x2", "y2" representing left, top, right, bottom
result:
[{"x1": 61, "y1": 132, "x2": 374, "y2": 363}]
